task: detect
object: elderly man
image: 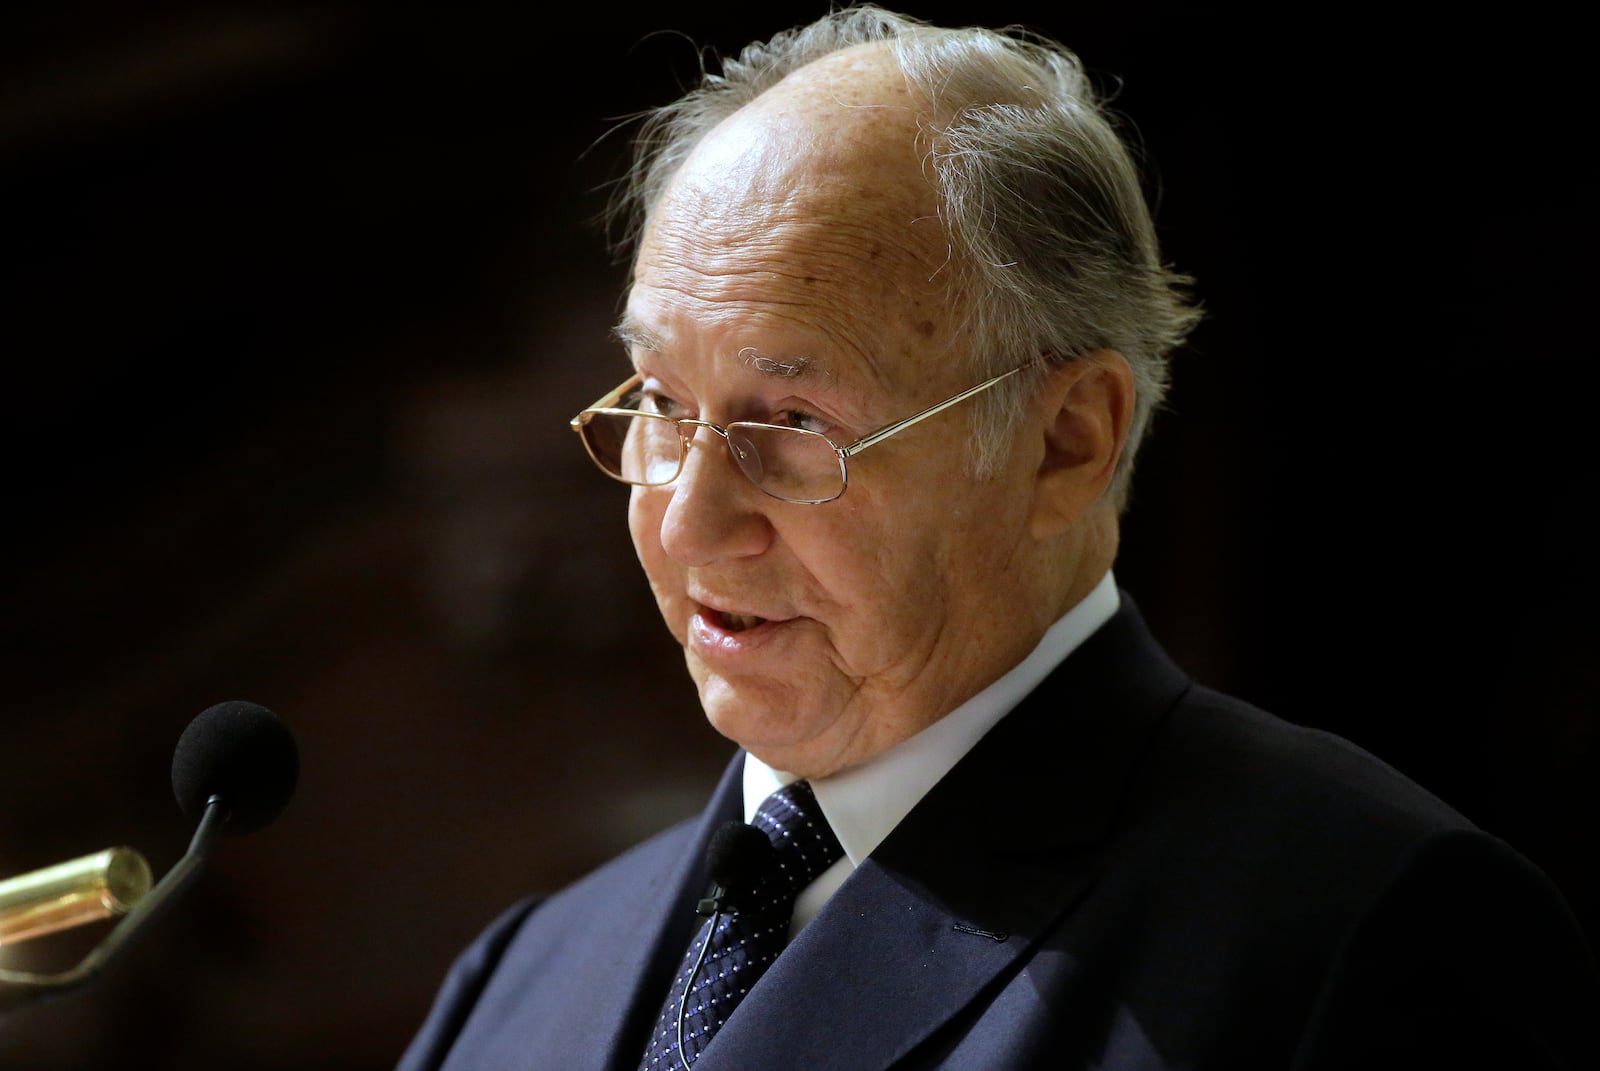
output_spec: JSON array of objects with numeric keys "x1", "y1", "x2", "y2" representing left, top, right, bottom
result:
[{"x1": 398, "y1": 6, "x2": 1596, "y2": 1070}]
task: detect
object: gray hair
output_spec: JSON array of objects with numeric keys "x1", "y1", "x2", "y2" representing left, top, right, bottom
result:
[{"x1": 605, "y1": 4, "x2": 1202, "y2": 509}]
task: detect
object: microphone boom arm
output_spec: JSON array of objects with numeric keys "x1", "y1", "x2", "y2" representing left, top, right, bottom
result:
[{"x1": 0, "y1": 794, "x2": 228, "y2": 1011}]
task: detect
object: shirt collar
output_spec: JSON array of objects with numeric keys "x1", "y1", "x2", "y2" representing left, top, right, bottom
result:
[{"x1": 743, "y1": 570, "x2": 1120, "y2": 865}]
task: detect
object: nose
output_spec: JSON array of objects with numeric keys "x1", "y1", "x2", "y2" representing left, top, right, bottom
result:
[{"x1": 655, "y1": 423, "x2": 774, "y2": 566}]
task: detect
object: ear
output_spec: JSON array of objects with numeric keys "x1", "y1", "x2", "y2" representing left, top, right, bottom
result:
[{"x1": 1028, "y1": 350, "x2": 1136, "y2": 539}]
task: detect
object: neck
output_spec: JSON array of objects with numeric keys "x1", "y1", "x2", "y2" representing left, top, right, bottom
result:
[{"x1": 1044, "y1": 504, "x2": 1120, "y2": 622}]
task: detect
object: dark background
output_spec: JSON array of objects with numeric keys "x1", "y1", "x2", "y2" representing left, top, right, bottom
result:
[{"x1": 2, "y1": 2, "x2": 1593, "y2": 1068}]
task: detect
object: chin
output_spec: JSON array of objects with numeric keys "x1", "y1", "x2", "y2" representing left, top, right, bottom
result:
[
  {"x1": 696, "y1": 673, "x2": 772, "y2": 739},
  {"x1": 696, "y1": 672, "x2": 815, "y2": 761}
]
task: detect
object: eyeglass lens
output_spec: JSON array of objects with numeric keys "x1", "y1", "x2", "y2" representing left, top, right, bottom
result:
[{"x1": 579, "y1": 411, "x2": 843, "y2": 502}]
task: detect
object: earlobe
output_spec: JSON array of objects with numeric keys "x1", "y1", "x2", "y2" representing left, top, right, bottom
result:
[{"x1": 1028, "y1": 350, "x2": 1135, "y2": 539}]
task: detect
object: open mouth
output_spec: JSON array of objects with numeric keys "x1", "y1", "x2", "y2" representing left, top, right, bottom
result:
[{"x1": 708, "y1": 609, "x2": 769, "y2": 633}]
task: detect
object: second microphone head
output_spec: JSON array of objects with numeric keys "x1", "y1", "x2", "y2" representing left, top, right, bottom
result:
[{"x1": 171, "y1": 700, "x2": 300, "y2": 835}]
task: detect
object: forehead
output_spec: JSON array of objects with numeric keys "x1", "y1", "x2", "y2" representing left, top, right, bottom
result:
[{"x1": 626, "y1": 46, "x2": 963, "y2": 398}]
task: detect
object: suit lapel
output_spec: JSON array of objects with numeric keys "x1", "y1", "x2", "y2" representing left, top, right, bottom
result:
[
  {"x1": 445, "y1": 775, "x2": 736, "y2": 1071},
  {"x1": 694, "y1": 594, "x2": 1190, "y2": 1071},
  {"x1": 595, "y1": 755, "x2": 748, "y2": 1062}
]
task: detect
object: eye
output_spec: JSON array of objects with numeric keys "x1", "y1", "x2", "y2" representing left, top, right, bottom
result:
[
  {"x1": 636, "y1": 383, "x2": 687, "y2": 418},
  {"x1": 774, "y1": 407, "x2": 832, "y2": 436}
]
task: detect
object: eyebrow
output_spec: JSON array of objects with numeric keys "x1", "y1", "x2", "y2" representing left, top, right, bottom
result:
[
  {"x1": 611, "y1": 317, "x2": 833, "y2": 382},
  {"x1": 738, "y1": 347, "x2": 825, "y2": 379},
  {"x1": 612, "y1": 318, "x2": 665, "y2": 355}
]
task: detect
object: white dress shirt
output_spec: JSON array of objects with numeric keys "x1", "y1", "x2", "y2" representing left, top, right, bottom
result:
[{"x1": 742, "y1": 569, "x2": 1121, "y2": 936}]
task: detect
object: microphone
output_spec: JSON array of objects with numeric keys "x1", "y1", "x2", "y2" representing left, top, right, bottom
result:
[
  {"x1": 678, "y1": 820, "x2": 775, "y2": 1067},
  {"x1": 695, "y1": 820, "x2": 773, "y2": 917},
  {"x1": 172, "y1": 699, "x2": 300, "y2": 835},
  {"x1": 0, "y1": 700, "x2": 299, "y2": 1011},
  {"x1": 0, "y1": 847, "x2": 153, "y2": 946}
]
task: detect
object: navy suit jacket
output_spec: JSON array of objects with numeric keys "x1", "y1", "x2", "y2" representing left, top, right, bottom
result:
[{"x1": 397, "y1": 596, "x2": 1598, "y2": 1069}]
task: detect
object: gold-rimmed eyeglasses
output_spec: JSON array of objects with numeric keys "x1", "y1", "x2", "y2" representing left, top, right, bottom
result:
[{"x1": 569, "y1": 363, "x2": 1030, "y2": 504}]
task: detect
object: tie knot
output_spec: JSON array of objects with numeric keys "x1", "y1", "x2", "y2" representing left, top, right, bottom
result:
[
  {"x1": 635, "y1": 780, "x2": 845, "y2": 1071},
  {"x1": 748, "y1": 780, "x2": 843, "y2": 902}
]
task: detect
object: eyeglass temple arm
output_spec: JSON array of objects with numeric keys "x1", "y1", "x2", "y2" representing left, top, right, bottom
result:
[
  {"x1": 838, "y1": 364, "x2": 1027, "y2": 458},
  {"x1": 570, "y1": 374, "x2": 645, "y2": 427}
]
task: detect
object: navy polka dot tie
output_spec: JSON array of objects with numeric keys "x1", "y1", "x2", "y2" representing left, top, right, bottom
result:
[{"x1": 638, "y1": 780, "x2": 844, "y2": 1070}]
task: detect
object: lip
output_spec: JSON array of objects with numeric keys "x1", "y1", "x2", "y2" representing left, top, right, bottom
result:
[{"x1": 686, "y1": 602, "x2": 794, "y2": 660}]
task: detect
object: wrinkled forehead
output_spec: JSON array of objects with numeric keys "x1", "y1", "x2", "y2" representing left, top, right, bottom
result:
[{"x1": 631, "y1": 45, "x2": 965, "y2": 395}]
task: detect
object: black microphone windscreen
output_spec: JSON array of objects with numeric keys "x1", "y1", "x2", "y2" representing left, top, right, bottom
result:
[
  {"x1": 170, "y1": 701, "x2": 299, "y2": 835},
  {"x1": 705, "y1": 820, "x2": 773, "y2": 891}
]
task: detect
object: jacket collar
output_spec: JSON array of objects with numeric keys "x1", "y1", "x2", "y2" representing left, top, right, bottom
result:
[{"x1": 688, "y1": 591, "x2": 1190, "y2": 1071}]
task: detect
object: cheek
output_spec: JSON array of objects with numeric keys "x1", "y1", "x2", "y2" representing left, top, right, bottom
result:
[
  {"x1": 626, "y1": 488, "x2": 657, "y2": 563},
  {"x1": 847, "y1": 493, "x2": 1002, "y2": 625},
  {"x1": 628, "y1": 490, "x2": 680, "y2": 607},
  {"x1": 806, "y1": 507, "x2": 953, "y2": 639}
]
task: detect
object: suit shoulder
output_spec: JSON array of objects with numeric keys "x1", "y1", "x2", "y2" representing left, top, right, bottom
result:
[
  {"x1": 1161, "y1": 682, "x2": 1475, "y2": 837},
  {"x1": 1294, "y1": 827, "x2": 1600, "y2": 1067},
  {"x1": 395, "y1": 813, "x2": 704, "y2": 1070}
]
